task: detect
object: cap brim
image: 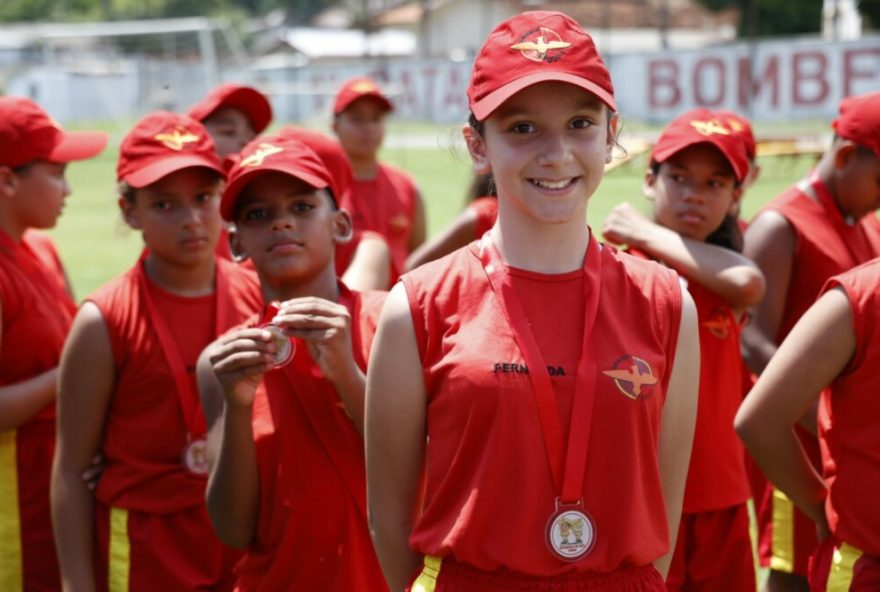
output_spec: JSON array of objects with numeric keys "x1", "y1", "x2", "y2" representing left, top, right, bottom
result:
[
  {"x1": 652, "y1": 137, "x2": 748, "y2": 182},
  {"x1": 124, "y1": 154, "x2": 225, "y2": 188},
  {"x1": 48, "y1": 131, "x2": 109, "y2": 163},
  {"x1": 221, "y1": 164, "x2": 330, "y2": 221},
  {"x1": 334, "y1": 93, "x2": 394, "y2": 115},
  {"x1": 471, "y1": 71, "x2": 617, "y2": 121}
]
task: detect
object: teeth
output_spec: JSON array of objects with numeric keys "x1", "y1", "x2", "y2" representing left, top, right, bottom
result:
[{"x1": 533, "y1": 178, "x2": 572, "y2": 189}]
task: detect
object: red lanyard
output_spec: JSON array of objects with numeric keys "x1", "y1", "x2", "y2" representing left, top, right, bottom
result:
[
  {"x1": 808, "y1": 172, "x2": 870, "y2": 266},
  {"x1": 136, "y1": 257, "x2": 229, "y2": 438},
  {"x1": 478, "y1": 233, "x2": 602, "y2": 504}
]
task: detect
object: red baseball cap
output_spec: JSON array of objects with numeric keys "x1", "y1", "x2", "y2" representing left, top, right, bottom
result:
[
  {"x1": 117, "y1": 111, "x2": 224, "y2": 188},
  {"x1": 333, "y1": 77, "x2": 393, "y2": 115},
  {"x1": 0, "y1": 97, "x2": 108, "y2": 168},
  {"x1": 188, "y1": 83, "x2": 273, "y2": 134},
  {"x1": 221, "y1": 134, "x2": 334, "y2": 221},
  {"x1": 651, "y1": 108, "x2": 750, "y2": 182},
  {"x1": 715, "y1": 110, "x2": 756, "y2": 162},
  {"x1": 468, "y1": 11, "x2": 615, "y2": 121},
  {"x1": 833, "y1": 91, "x2": 880, "y2": 159},
  {"x1": 276, "y1": 126, "x2": 354, "y2": 206}
]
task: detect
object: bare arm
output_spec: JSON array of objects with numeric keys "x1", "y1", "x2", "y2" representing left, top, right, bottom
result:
[
  {"x1": 741, "y1": 211, "x2": 795, "y2": 374},
  {"x1": 602, "y1": 203, "x2": 765, "y2": 313},
  {"x1": 654, "y1": 285, "x2": 700, "y2": 579},
  {"x1": 407, "y1": 190, "x2": 427, "y2": 255},
  {"x1": 199, "y1": 328, "x2": 275, "y2": 548},
  {"x1": 735, "y1": 287, "x2": 853, "y2": 529},
  {"x1": 342, "y1": 233, "x2": 392, "y2": 292},
  {"x1": 365, "y1": 284, "x2": 426, "y2": 591},
  {"x1": 52, "y1": 302, "x2": 115, "y2": 592},
  {"x1": 405, "y1": 207, "x2": 479, "y2": 272}
]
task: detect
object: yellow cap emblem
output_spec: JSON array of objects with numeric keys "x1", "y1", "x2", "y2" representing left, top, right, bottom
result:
[
  {"x1": 510, "y1": 28, "x2": 571, "y2": 62},
  {"x1": 240, "y1": 143, "x2": 283, "y2": 168},
  {"x1": 690, "y1": 120, "x2": 731, "y2": 137},
  {"x1": 352, "y1": 81, "x2": 379, "y2": 94},
  {"x1": 154, "y1": 127, "x2": 200, "y2": 151}
]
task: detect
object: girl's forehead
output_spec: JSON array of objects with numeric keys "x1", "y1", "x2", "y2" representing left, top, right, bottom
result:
[{"x1": 493, "y1": 83, "x2": 606, "y2": 116}]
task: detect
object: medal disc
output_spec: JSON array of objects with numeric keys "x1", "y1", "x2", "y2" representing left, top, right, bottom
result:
[
  {"x1": 182, "y1": 438, "x2": 209, "y2": 475},
  {"x1": 262, "y1": 323, "x2": 295, "y2": 368},
  {"x1": 546, "y1": 507, "x2": 596, "y2": 561}
]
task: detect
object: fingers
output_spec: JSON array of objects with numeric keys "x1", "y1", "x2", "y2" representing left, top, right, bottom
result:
[
  {"x1": 271, "y1": 298, "x2": 351, "y2": 339},
  {"x1": 81, "y1": 453, "x2": 105, "y2": 491},
  {"x1": 210, "y1": 329, "x2": 277, "y2": 375}
]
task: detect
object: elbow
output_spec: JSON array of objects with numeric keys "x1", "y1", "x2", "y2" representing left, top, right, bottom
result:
[
  {"x1": 206, "y1": 490, "x2": 255, "y2": 550},
  {"x1": 728, "y1": 270, "x2": 766, "y2": 310},
  {"x1": 733, "y1": 406, "x2": 758, "y2": 448}
]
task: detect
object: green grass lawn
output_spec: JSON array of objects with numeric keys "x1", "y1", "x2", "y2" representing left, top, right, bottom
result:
[{"x1": 50, "y1": 123, "x2": 819, "y2": 300}]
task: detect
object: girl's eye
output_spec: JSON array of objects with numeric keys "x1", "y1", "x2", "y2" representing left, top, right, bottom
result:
[
  {"x1": 152, "y1": 201, "x2": 172, "y2": 211},
  {"x1": 571, "y1": 118, "x2": 594, "y2": 130},
  {"x1": 293, "y1": 201, "x2": 314, "y2": 213},
  {"x1": 244, "y1": 207, "x2": 268, "y2": 221},
  {"x1": 670, "y1": 174, "x2": 685, "y2": 183},
  {"x1": 196, "y1": 191, "x2": 214, "y2": 204},
  {"x1": 510, "y1": 122, "x2": 536, "y2": 134}
]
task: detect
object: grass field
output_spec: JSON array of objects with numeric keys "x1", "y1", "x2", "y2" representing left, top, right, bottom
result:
[{"x1": 49, "y1": 121, "x2": 821, "y2": 300}]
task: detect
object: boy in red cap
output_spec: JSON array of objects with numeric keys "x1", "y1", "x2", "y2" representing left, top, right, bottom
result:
[
  {"x1": 602, "y1": 108, "x2": 765, "y2": 591},
  {"x1": 331, "y1": 76, "x2": 426, "y2": 278},
  {"x1": 366, "y1": 10, "x2": 700, "y2": 592},
  {"x1": 0, "y1": 96, "x2": 107, "y2": 591},
  {"x1": 198, "y1": 134, "x2": 388, "y2": 591},
  {"x1": 277, "y1": 126, "x2": 393, "y2": 290},
  {"x1": 742, "y1": 91, "x2": 880, "y2": 592},
  {"x1": 188, "y1": 83, "x2": 273, "y2": 161},
  {"x1": 737, "y1": 257, "x2": 880, "y2": 591},
  {"x1": 51, "y1": 111, "x2": 261, "y2": 591}
]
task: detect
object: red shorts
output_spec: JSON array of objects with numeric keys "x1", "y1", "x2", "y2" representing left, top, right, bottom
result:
[
  {"x1": 666, "y1": 503, "x2": 756, "y2": 592},
  {"x1": 406, "y1": 556, "x2": 665, "y2": 592},
  {"x1": 809, "y1": 537, "x2": 880, "y2": 591},
  {"x1": 758, "y1": 485, "x2": 818, "y2": 576},
  {"x1": 0, "y1": 423, "x2": 60, "y2": 592},
  {"x1": 95, "y1": 502, "x2": 240, "y2": 592}
]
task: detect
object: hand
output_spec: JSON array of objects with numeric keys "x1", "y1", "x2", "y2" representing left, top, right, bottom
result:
[
  {"x1": 208, "y1": 328, "x2": 277, "y2": 408},
  {"x1": 272, "y1": 297, "x2": 358, "y2": 384},
  {"x1": 81, "y1": 453, "x2": 105, "y2": 492},
  {"x1": 601, "y1": 203, "x2": 656, "y2": 248}
]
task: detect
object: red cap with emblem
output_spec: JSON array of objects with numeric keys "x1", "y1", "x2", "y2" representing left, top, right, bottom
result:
[
  {"x1": 275, "y1": 126, "x2": 354, "y2": 207},
  {"x1": 187, "y1": 83, "x2": 273, "y2": 135},
  {"x1": 117, "y1": 111, "x2": 224, "y2": 188},
  {"x1": 714, "y1": 110, "x2": 756, "y2": 162},
  {"x1": 333, "y1": 77, "x2": 394, "y2": 115},
  {"x1": 651, "y1": 108, "x2": 750, "y2": 183},
  {"x1": 468, "y1": 11, "x2": 615, "y2": 121},
  {"x1": 221, "y1": 134, "x2": 334, "y2": 221},
  {"x1": 0, "y1": 96, "x2": 108, "y2": 168},
  {"x1": 833, "y1": 91, "x2": 880, "y2": 159}
]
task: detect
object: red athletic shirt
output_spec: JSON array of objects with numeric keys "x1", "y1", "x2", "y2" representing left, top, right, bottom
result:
[
  {"x1": 235, "y1": 285, "x2": 388, "y2": 592},
  {"x1": 628, "y1": 251, "x2": 750, "y2": 513},
  {"x1": 348, "y1": 163, "x2": 417, "y2": 276},
  {"x1": 402, "y1": 240, "x2": 682, "y2": 575},
  {"x1": 760, "y1": 183, "x2": 880, "y2": 341},
  {"x1": 818, "y1": 260, "x2": 880, "y2": 555},
  {"x1": 0, "y1": 229, "x2": 76, "y2": 428},
  {"x1": 88, "y1": 258, "x2": 261, "y2": 513},
  {"x1": 467, "y1": 197, "x2": 498, "y2": 239}
]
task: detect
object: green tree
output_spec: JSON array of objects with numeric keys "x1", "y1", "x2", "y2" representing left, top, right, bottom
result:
[{"x1": 693, "y1": 0, "x2": 824, "y2": 38}]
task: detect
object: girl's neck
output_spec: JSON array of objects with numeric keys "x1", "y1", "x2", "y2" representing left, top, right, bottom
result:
[
  {"x1": 349, "y1": 156, "x2": 379, "y2": 180},
  {"x1": 143, "y1": 253, "x2": 216, "y2": 297},
  {"x1": 260, "y1": 265, "x2": 340, "y2": 303},
  {"x1": 492, "y1": 207, "x2": 590, "y2": 274},
  {"x1": 0, "y1": 210, "x2": 26, "y2": 243}
]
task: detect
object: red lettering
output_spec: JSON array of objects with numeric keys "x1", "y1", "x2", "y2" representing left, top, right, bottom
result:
[
  {"x1": 844, "y1": 48, "x2": 880, "y2": 97},
  {"x1": 398, "y1": 70, "x2": 418, "y2": 113},
  {"x1": 792, "y1": 52, "x2": 829, "y2": 106},
  {"x1": 737, "y1": 55, "x2": 780, "y2": 109},
  {"x1": 648, "y1": 59, "x2": 680, "y2": 109},
  {"x1": 693, "y1": 57, "x2": 725, "y2": 106},
  {"x1": 443, "y1": 66, "x2": 468, "y2": 112},
  {"x1": 422, "y1": 66, "x2": 437, "y2": 116}
]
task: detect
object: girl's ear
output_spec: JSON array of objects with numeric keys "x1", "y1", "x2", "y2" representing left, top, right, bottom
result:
[
  {"x1": 0, "y1": 166, "x2": 19, "y2": 199},
  {"x1": 605, "y1": 112, "x2": 620, "y2": 164},
  {"x1": 228, "y1": 226, "x2": 250, "y2": 263},
  {"x1": 463, "y1": 124, "x2": 491, "y2": 175},
  {"x1": 642, "y1": 169, "x2": 658, "y2": 201},
  {"x1": 333, "y1": 208, "x2": 354, "y2": 245},
  {"x1": 118, "y1": 195, "x2": 142, "y2": 230}
]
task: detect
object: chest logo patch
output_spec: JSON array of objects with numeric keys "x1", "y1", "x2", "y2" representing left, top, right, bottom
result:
[
  {"x1": 703, "y1": 307, "x2": 732, "y2": 339},
  {"x1": 602, "y1": 355, "x2": 658, "y2": 400}
]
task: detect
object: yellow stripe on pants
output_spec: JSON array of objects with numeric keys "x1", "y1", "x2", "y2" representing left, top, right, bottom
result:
[
  {"x1": 770, "y1": 487, "x2": 795, "y2": 573},
  {"x1": 0, "y1": 430, "x2": 22, "y2": 591},
  {"x1": 108, "y1": 507, "x2": 131, "y2": 592},
  {"x1": 412, "y1": 555, "x2": 443, "y2": 592},
  {"x1": 827, "y1": 542, "x2": 862, "y2": 592}
]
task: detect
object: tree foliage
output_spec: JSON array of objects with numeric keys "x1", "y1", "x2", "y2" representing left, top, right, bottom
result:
[{"x1": 693, "y1": 0, "x2": 825, "y2": 37}]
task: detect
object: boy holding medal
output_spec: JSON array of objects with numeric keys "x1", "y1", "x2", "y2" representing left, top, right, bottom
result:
[
  {"x1": 52, "y1": 111, "x2": 261, "y2": 591},
  {"x1": 365, "y1": 11, "x2": 700, "y2": 591},
  {"x1": 0, "y1": 96, "x2": 107, "y2": 591},
  {"x1": 198, "y1": 134, "x2": 388, "y2": 591}
]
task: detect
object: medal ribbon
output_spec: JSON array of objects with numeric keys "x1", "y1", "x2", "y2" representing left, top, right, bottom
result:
[
  {"x1": 137, "y1": 256, "x2": 230, "y2": 439},
  {"x1": 478, "y1": 233, "x2": 601, "y2": 504},
  {"x1": 808, "y1": 172, "x2": 872, "y2": 266}
]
